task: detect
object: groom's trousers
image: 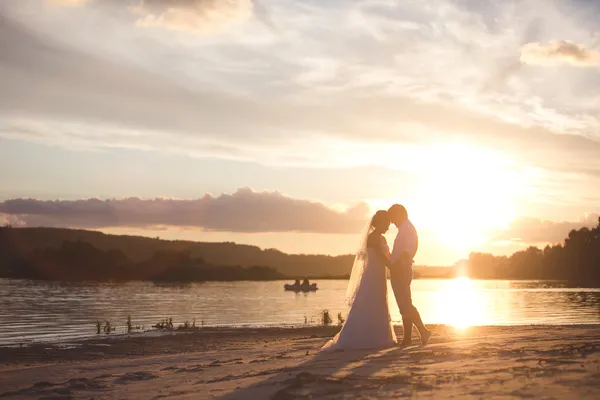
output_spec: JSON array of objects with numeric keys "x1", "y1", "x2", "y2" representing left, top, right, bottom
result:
[
  {"x1": 390, "y1": 264, "x2": 416, "y2": 317},
  {"x1": 390, "y1": 276, "x2": 415, "y2": 317}
]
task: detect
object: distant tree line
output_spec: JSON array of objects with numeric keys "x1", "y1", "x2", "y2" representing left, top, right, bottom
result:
[
  {"x1": 465, "y1": 218, "x2": 600, "y2": 286},
  {"x1": 0, "y1": 240, "x2": 285, "y2": 282},
  {"x1": 0, "y1": 227, "x2": 354, "y2": 278},
  {"x1": 1, "y1": 221, "x2": 599, "y2": 285}
]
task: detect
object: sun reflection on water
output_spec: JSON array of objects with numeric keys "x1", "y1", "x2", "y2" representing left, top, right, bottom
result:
[{"x1": 429, "y1": 277, "x2": 488, "y2": 328}]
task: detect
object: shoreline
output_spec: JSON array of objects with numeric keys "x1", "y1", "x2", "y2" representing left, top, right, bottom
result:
[
  {"x1": 3, "y1": 276, "x2": 600, "y2": 288},
  {"x1": 4, "y1": 321, "x2": 600, "y2": 350},
  {"x1": 1, "y1": 325, "x2": 599, "y2": 399}
]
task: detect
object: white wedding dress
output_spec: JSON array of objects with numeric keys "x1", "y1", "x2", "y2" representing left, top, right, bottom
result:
[{"x1": 322, "y1": 235, "x2": 397, "y2": 351}]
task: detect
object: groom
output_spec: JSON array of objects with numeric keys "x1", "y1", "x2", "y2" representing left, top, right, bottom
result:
[{"x1": 388, "y1": 204, "x2": 431, "y2": 346}]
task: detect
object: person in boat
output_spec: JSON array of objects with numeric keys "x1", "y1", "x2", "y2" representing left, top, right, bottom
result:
[
  {"x1": 301, "y1": 278, "x2": 310, "y2": 289},
  {"x1": 294, "y1": 279, "x2": 301, "y2": 288}
]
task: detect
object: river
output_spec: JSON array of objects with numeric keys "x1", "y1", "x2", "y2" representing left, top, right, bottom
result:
[{"x1": 1, "y1": 278, "x2": 599, "y2": 345}]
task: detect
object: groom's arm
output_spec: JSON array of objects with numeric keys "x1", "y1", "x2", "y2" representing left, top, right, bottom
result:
[
  {"x1": 390, "y1": 235, "x2": 408, "y2": 268},
  {"x1": 389, "y1": 253, "x2": 411, "y2": 271},
  {"x1": 390, "y1": 225, "x2": 417, "y2": 269}
]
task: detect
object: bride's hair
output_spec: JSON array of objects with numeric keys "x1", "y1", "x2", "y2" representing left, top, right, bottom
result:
[{"x1": 370, "y1": 210, "x2": 389, "y2": 230}]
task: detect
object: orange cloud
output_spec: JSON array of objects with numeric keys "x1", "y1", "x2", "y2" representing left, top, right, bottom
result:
[
  {"x1": 520, "y1": 40, "x2": 600, "y2": 67},
  {"x1": 495, "y1": 214, "x2": 600, "y2": 244},
  {"x1": 44, "y1": 0, "x2": 254, "y2": 34},
  {"x1": 131, "y1": 0, "x2": 253, "y2": 35},
  {"x1": 46, "y1": 0, "x2": 91, "y2": 6}
]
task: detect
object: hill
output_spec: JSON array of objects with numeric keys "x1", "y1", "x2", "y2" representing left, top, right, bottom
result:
[
  {"x1": 3, "y1": 218, "x2": 599, "y2": 285},
  {"x1": 0, "y1": 227, "x2": 354, "y2": 278}
]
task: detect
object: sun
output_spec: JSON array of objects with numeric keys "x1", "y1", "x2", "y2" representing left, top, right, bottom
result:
[{"x1": 409, "y1": 143, "x2": 522, "y2": 252}]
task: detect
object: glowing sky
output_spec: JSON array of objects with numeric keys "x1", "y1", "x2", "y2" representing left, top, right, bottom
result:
[{"x1": 1, "y1": 0, "x2": 600, "y2": 265}]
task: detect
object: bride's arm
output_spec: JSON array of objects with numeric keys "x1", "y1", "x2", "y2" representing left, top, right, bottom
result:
[
  {"x1": 377, "y1": 251, "x2": 393, "y2": 268},
  {"x1": 368, "y1": 235, "x2": 394, "y2": 268}
]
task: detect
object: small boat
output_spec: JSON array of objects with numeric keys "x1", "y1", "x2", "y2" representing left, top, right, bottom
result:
[{"x1": 284, "y1": 283, "x2": 318, "y2": 292}]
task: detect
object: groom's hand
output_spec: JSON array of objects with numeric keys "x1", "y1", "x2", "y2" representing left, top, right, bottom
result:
[
  {"x1": 398, "y1": 252, "x2": 411, "y2": 265},
  {"x1": 392, "y1": 253, "x2": 411, "y2": 271}
]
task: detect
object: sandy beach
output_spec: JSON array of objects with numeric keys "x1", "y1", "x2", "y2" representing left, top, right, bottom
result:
[{"x1": 1, "y1": 325, "x2": 599, "y2": 399}]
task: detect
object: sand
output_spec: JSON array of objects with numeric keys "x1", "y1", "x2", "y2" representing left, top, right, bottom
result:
[{"x1": 1, "y1": 325, "x2": 599, "y2": 399}]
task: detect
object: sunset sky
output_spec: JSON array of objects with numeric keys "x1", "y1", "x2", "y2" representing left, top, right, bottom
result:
[{"x1": 1, "y1": 0, "x2": 600, "y2": 265}]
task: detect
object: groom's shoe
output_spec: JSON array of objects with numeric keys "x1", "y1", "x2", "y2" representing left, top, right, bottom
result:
[
  {"x1": 399, "y1": 340, "x2": 412, "y2": 347},
  {"x1": 419, "y1": 329, "x2": 432, "y2": 345}
]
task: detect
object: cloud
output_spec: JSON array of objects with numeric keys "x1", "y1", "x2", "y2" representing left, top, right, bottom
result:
[
  {"x1": 3, "y1": 15, "x2": 600, "y2": 161},
  {"x1": 2, "y1": 3, "x2": 600, "y2": 176},
  {"x1": 42, "y1": 0, "x2": 274, "y2": 34},
  {"x1": 131, "y1": 0, "x2": 254, "y2": 34},
  {"x1": 45, "y1": 0, "x2": 91, "y2": 6},
  {"x1": 520, "y1": 40, "x2": 600, "y2": 67},
  {"x1": 1, "y1": 214, "x2": 25, "y2": 227},
  {"x1": 0, "y1": 15, "x2": 266, "y2": 148},
  {"x1": 0, "y1": 188, "x2": 370, "y2": 233},
  {"x1": 495, "y1": 214, "x2": 600, "y2": 244}
]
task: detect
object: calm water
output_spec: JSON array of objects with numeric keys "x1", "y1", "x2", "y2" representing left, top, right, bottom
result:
[{"x1": 1, "y1": 278, "x2": 599, "y2": 346}]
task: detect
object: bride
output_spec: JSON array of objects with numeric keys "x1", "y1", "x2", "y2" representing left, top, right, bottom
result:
[{"x1": 322, "y1": 210, "x2": 397, "y2": 351}]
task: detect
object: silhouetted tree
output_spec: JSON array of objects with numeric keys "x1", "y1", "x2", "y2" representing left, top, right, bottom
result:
[{"x1": 464, "y1": 217, "x2": 600, "y2": 286}]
